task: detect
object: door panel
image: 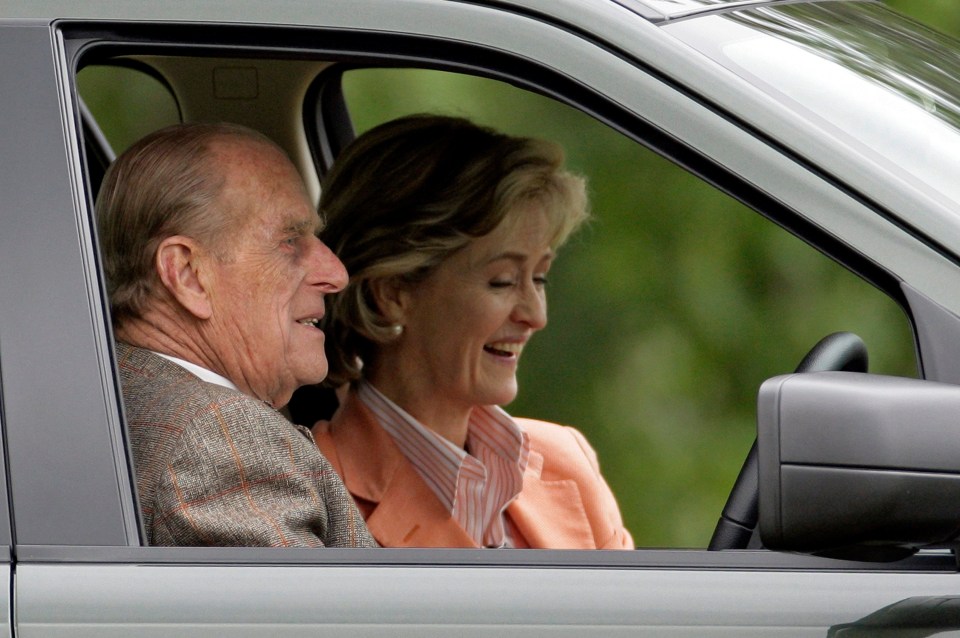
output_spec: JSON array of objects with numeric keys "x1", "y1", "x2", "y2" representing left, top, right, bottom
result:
[{"x1": 13, "y1": 561, "x2": 960, "y2": 635}]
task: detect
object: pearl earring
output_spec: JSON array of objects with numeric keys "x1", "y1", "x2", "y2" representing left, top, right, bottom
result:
[{"x1": 388, "y1": 324, "x2": 403, "y2": 337}]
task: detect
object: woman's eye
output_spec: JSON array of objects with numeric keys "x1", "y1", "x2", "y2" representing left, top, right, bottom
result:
[
  {"x1": 489, "y1": 279, "x2": 515, "y2": 288},
  {"x1": 534, "y1": 275, "x2": 549, "y2": 286}
]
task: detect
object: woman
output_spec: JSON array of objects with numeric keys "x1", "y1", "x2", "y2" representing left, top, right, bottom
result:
[{"x1": 314, "y1": 114, "x2": 632, "y2": 549}]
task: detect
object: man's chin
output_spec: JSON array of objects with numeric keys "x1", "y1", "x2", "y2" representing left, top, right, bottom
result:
[{"x1": 298, "y1": 363, "x2": 329, "y2": 387}]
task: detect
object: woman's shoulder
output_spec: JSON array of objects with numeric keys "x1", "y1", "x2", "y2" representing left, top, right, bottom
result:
[
  {"x1": 311, "y1": 418, "x2": 334, "y2": 437},
  {"x1": 514, "y1": 416, "x2": 569, "y2": 436},
  {"x1": 514, "y1": 417, "x2": 597, "y2": 463}
]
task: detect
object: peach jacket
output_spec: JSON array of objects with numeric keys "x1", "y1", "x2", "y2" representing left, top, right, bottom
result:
[{"x1": 312, "y1": 391, "x2": 634, "y2": 549}]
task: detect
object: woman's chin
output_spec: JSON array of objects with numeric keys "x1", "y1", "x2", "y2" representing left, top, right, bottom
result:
[{"x1": 476, "y1": 383, "x2": 519, "y2": 408}]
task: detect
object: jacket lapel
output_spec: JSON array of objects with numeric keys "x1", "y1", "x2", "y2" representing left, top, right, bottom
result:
[
  {"x1": 365, "y1": 462, "x2": 476, "y2": 547},
  {"x1": 321, "y1": 394, "x2": 599, "y2": 548},
  {"x1": 320, "y1": 394, "x2": 477, "y2": 548},
  {"x1": 508, "y1": 449, "x2": 597, "y2": 549}
]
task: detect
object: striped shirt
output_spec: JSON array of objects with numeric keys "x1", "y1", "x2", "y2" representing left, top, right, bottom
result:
[{"x1": 357, "y1": 382, "x2": 530, "y2": 548}]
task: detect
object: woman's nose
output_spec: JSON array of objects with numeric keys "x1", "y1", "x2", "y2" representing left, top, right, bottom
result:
[{"x1": 513, "y1": 285, "x2": 547, "y2": 330}]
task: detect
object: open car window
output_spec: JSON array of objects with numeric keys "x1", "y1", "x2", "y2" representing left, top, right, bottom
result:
[
  {"x1": 59, "y1": 0, "x2": 936, "y2": 562},
  {"x1": 76, "y1": 51, "x2": 916, "y2": 552},
  {"x1": 9, "y1": 0, "x2": 960, "y2": 634},
  {"x1": 77, "y1": 63, "x2": 181, "y2": 156}
]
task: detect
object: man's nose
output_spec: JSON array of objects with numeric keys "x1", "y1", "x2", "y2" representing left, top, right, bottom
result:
[{"x1": 307, "y1": 236, "x2": 348, "y2": 293}]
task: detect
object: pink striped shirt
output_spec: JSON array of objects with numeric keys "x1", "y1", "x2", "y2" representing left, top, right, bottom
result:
[{"x1": 357, "y1": 382, "x2": 530, "y2": 548}]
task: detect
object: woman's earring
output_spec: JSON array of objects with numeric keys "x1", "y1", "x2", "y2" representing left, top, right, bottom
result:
[{"x1": 388, "y1": 324, "x2": 404, "y2": 337}]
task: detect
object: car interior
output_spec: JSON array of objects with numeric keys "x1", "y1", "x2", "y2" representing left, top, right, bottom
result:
[{"x1": 74, "y1": 36, "x2": 919, "y2": 551}]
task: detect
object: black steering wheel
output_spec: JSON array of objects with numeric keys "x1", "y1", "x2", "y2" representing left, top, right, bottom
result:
[{"x1": 707, "y1": 331, "x2": 869, "y2": 550}]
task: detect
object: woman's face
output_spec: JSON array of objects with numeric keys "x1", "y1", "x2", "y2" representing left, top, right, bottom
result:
[{"x1": 392, "y1": 202, "x2": 554, "y2": 418}]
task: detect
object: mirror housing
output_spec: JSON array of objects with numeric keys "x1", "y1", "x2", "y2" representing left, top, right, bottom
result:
[{"x1": 758, "y1": 372, "x2": 960, "y2": 561}]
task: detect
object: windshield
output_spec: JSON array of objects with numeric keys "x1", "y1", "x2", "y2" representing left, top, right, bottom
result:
[{"x1": 664, "y1": 1, "x2": 960, "y2": 210}]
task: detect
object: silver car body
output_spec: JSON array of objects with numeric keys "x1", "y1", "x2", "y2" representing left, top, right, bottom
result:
[{"x1": 3, "y1": 0, "x2": 960, "y2": 634}]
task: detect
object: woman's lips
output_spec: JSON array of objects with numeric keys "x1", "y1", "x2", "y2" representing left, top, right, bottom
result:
[{"x1": 484, "y1": 341, "x2": 524, "y2": 357}]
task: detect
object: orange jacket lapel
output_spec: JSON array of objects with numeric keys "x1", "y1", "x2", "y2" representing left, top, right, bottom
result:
[
  {"x1": 508, "y1": 449, "x2": 597, "y2": 549},
  {"x1": 317, "y1": 392, "x2": 477, "y2": 548}
]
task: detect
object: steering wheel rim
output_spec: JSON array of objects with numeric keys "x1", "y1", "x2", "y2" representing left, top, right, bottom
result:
[{"x1": 706, "y1": 331, "x2": 868, "y2": 551}]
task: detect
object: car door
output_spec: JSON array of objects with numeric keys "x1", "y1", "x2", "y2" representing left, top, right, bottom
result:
[{"x1": 6, "y1": 1, "x2": 960, "y2": 635}]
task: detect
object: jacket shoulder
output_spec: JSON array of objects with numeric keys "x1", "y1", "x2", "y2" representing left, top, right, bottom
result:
[{"x1": 515, "y1": 417, "x2": 601, "y2": 475}]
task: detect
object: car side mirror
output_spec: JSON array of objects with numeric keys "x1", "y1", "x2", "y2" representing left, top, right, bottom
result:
[{"x1": 757, "y1": 371, "x2": 960, "y2": 562}]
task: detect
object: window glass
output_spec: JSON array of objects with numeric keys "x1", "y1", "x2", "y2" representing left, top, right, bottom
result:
[
  {"x1": 77, "y1": 64, "x2": 181, "y2": 155},
  {"x1": 341, "y1": 68, "x2": 917, "y2": 547}
]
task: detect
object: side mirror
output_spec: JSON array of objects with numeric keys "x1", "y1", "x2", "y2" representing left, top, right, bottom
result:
[{"x1": 757, "y1": 372, "x2": 960, "y2": 561}]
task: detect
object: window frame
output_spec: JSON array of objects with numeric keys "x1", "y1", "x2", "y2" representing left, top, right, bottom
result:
[{"x1": 51, "y1": 16, "x2": 936, "y2": 573}]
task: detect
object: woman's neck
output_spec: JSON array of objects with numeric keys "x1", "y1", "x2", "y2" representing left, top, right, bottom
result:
[{"x1": 365, "y1": 368, "x2": 472, "y2": 449}]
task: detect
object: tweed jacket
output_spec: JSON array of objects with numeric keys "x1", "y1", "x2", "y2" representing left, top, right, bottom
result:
[
  {"x1": 313, "y1": 390, "x2": 634, "y2": 549},
  {"x1": 117, "y1": 342, "x2": 376, "y2": 547}
]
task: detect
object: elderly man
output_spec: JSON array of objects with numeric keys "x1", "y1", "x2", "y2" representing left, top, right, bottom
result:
[{"x1": 96, "y1": 122, "x2": 375, "y2": 547}]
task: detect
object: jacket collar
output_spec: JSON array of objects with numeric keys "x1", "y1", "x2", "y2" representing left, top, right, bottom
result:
[{"x1": 319, "y1": 392, "x2": 596, "y2": 548}]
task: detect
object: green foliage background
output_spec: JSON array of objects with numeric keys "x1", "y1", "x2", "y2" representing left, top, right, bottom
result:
[{"x1": 81, "y1": 1, "x2": 960, "y2": 548}]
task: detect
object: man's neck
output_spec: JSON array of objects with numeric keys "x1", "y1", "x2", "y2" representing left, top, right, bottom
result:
[{"x1": 116, "y1": 313, "x2": 221, "y2": 379}]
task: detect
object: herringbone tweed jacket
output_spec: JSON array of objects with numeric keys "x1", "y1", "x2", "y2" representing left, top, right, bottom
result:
[{"x1": 117, "y1": 342, "x2": 376, "y2": 547}]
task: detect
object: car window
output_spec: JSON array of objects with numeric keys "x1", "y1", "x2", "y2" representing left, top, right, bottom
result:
[
  {"x1": 334, "y1": 67, "x2": 917, "y2": 547},
  {"x1": 68, "y1": 22, "x2": 917, "y2": 554},
  {"x1": 9, "y1": 5, "x2": 960, "y2": 635},
  {"x1": 77, "y1": 64, "x2": 181, "y2": 156}
]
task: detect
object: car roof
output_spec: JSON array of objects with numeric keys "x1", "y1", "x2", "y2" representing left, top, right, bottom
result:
[{"x1": 0, "y1": 0, "x2": 842, "y2": 24}]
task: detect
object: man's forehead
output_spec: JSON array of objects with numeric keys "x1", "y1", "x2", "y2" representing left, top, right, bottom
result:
[
  {"x1": 243, "y1": 206, "x2": 319, "y2": 243},
  {"x1": 211, "y1": 138, "x2": 318, "y2": 232},
  {"x1": 224, "y1": 210, "x2": 318, "y2": 255}
]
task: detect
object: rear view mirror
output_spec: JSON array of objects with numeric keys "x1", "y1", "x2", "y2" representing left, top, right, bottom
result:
[{"x1": 757, "y1": 372, "x2": 960, "y2": 562}]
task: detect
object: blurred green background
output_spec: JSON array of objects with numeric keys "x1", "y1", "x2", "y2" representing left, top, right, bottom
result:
[{"x1": 80, "y1": 1, "x2": 960, "y2": 548}]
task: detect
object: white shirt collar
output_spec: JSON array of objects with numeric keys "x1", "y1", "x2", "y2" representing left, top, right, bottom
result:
[{"x1": 151, "y1": 351, "x2": 240, "y2": 392}]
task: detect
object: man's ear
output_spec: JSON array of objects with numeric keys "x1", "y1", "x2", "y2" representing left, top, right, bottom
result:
[
  {"x1": 369, "y1": 276, "x2": 410, "y2": 325},
  {"x1": 155, "y1": 236, "x2": 213, "y2": 320}
]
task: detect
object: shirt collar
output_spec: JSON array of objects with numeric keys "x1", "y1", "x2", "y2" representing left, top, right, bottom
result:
[
  {"x1": 357, "y1": 381, "x2": 528, "y2": 463},
  {"x1": 151, "y1": 351, "x2": 240, "y2": 392},
  {"x1": 356, "y1": 381, "x2": 529, "y2": 535}
]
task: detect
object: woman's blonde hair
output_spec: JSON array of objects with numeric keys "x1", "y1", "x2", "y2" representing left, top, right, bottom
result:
[{"x1": 320, "y1": 114, "x2": 589, "y2": 385}]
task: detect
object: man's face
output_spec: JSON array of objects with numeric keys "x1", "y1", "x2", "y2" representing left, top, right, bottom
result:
[{"x1": 200, "y1": 138, "x2": 347, "y2": 407}]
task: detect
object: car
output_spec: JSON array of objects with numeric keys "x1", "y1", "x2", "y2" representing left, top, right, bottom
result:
[{"x1": 4, "y1": 0, "x2": 960, "y2": 633}]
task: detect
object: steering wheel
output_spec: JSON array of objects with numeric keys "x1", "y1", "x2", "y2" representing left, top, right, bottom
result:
[{"x1": 707, "y1": 331, "x2": 869, "y2": 550}]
